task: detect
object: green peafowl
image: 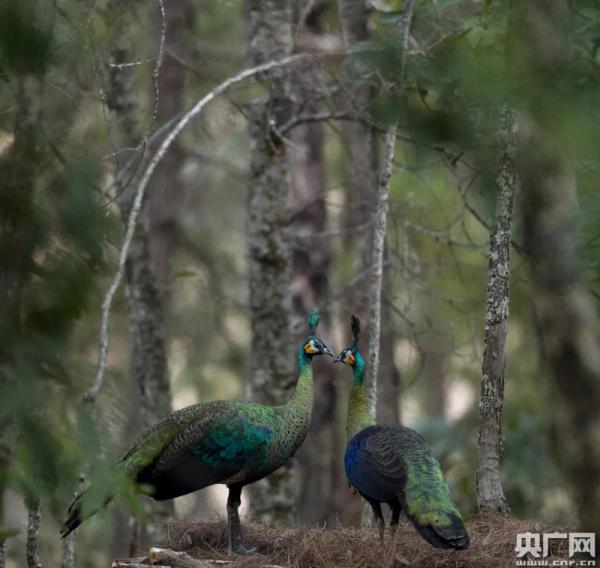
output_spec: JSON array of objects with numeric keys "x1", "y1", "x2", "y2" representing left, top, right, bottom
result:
[
  {"x1": 335, "y1": 315, "x2": 469, "y2": 550},
  {"x1": 62, "y1": 311, "x2": 333, "y2": 554}
]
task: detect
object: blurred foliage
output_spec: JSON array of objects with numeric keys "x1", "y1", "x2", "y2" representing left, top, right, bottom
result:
[{"x1": 0, "y1": 0, "x2": 598, "y2": 565}]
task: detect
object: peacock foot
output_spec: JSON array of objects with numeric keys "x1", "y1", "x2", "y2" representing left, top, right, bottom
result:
[{"x1": 230, "y1": 543, "x2": 257, "y2": 555}]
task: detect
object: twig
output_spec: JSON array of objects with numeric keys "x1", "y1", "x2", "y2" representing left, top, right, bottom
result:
[
  {"x1": 145, "y1": 0, "x2": 166, "y2": 138},
  {"x1": 112, "y1": 563, "x2": 168, "y2": 568},
  {"x1": 83, "y1": 53, "x2": 314, "y2": 402}
]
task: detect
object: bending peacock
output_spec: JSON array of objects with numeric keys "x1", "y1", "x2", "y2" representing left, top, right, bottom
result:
[
  {"x1": 335, "y1": 315, "x2": 469, "y2": 550},
  {"x1": 62, "y1": 311, "x2": 333, "y2": 554}
]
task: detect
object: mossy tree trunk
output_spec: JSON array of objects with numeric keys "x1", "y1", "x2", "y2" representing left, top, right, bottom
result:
[
  {"x1": 245, "y1": 0, "x2": 296, "y2": 524},
  {"x1": 476, "y1": 105, "x2": 516, "y2": 515}
]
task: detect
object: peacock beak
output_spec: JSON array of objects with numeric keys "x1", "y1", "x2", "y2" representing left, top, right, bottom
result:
[
  {"x1": 333, "y1": 353, "x2": 344, "y2": 363},
  {"x1": 323, "y1": 345, "x2": 335, "y2": 358}
]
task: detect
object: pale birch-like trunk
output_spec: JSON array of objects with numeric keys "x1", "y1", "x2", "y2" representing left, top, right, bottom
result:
[
  {"x1": 475, "y1": 105, "x2": 516, "y2": 514},
  {"x1": 364, "y1": 0, "x2": 413, "y2": 424},
  {"x1": 245, "y1": 0, "x2": 296, "y2": 524},
  {"x1": 105, "y1": 1, "x2": 173, "y2": 552},
  {"x1": 365, "y1": 128, "x2": 397, "y2": 419},
  {"x1": 516, "y1": 0, "x2": 600, "y2": 531}
]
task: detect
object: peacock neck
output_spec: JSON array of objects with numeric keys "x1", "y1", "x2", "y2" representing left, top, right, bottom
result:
[
  {"x1": 287, "y1": 346, "x2": 314, "y2": 414},
  {"x1": 346, "y1": 351, "x2": 375, "y2": 439}
]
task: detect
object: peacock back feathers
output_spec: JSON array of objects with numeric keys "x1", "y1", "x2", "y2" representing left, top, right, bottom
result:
[{"x1": 345, "y1": 425, "x2": 469, "y2": 550}]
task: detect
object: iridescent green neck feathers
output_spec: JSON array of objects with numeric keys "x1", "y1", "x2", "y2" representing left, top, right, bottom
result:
[
  {"x1": 346, "y1": 350, "x2": 375, "y2": 439},
  {"x1": 290, "y1": 346, "x2": 314, "y2": 411}
]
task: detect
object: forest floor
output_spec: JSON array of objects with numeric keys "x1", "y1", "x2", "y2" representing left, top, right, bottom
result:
[{"x1": 145, "y1": 514, "x2": 574, "y2": 568}]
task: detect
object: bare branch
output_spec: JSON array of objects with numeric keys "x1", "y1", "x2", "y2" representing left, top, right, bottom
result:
[
  {"x1": 84, "y1": 53, "x2": 313, "y2": 402},
  {"x1": 148, "y1": 548, "x2": 213, "y2": 568}
]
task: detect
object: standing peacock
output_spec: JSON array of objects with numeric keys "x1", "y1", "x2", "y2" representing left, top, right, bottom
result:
[
  {"x1": 62, "y1": 311, "x2": 333, "y2": 554},
  {"x1": 335, "y1": 315, "x2": 469, "y2": 550}
]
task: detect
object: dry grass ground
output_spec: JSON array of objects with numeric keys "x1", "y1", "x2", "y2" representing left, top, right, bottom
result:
[{"x1": 158, "y1": 514, "x2": 574, "y2": 568}]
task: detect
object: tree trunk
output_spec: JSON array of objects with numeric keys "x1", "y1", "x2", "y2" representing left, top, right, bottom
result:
[
  {"x1": 288, "y1": 1, "x2": 338, "y2": 526},
  {"x1": 105, "y1": 1, "x2": 173, "y2": 552},
  {"x1": 337, "y1": 0, "x2": 377, "y2": 283},
  {"x1": 365, "y1": 128, "x2": 397, "y2": 419},
  {"x1": 148, "y1": 0, "x2": 190, "y2": 290},
  {"x1": 336, "y1": 0, "x2": 379, "y2": 527},
  {"x1": 26, "y1": 500, "x2": 42, "y2": 568},
  {"x1": 475, "y1": 105, "x2": 516, "y2": 515},
  {"x1": 378, "y1": 266, "x2": 401, "y2": 424},
  {"x1": 514, "y1": 0, "x2": 600, "y2": 531},
  {"x1": 245, "y1": 0, "x2": 296, "y2": 524},
  {"x1": 420, "y1": 330, "x2": 449, "y2": 421}
]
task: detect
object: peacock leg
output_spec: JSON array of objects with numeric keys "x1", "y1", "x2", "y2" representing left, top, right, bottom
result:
[
  {"x1": 368, "y1": 500, "x2": 385, "y2": 543},
  {"x1": 225, "y1": 485, "x2": 243, "y2": 554},
  {"x1": 390, "y1": 499, "x2": 401, "y2": 537}
]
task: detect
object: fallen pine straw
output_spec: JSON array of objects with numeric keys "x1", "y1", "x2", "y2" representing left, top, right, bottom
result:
[{"x1": 159, "y1": 514, "x2": 574, "y2": 568}]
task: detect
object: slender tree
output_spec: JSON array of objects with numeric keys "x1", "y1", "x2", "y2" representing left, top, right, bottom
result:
[
  {"x1": 365, "y1": 0, "x2": 414, "y2": 422},
  {"x1": 245, "y1": 0, "x2": 296, "y2": 523},
  {"x1": 476, "y1": 105, "x2": 516, "y2": 514}
]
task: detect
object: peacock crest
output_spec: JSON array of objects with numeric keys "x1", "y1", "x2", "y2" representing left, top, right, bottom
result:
[{"x1": 307, "y1": 311, "x2": 321, "y2": 336}]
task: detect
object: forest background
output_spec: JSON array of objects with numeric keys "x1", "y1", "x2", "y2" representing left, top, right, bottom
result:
[{"x1": 1, "y1": 0, "x2": 599, "y2": 566}]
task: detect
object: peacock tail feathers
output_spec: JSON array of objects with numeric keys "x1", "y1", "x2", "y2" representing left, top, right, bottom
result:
[{"x1": 401, "y1": 446, "x2": 468, "y2": 549}]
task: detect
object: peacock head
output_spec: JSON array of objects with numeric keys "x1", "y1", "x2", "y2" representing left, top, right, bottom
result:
[
  {"x1": 303, "y1": 311, "x2": 334, "y2": 358},
  {"x1": 334, "y1": 314, "x2": 361, "y2": 367}
]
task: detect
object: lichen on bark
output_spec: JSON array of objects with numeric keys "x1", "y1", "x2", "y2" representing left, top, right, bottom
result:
[
  {"x1": 245, "y1": 0, "x2": 296, "y2": 525},
  {"x1": 476, "y1": 105, "x2": 517, "y2": 515}
]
